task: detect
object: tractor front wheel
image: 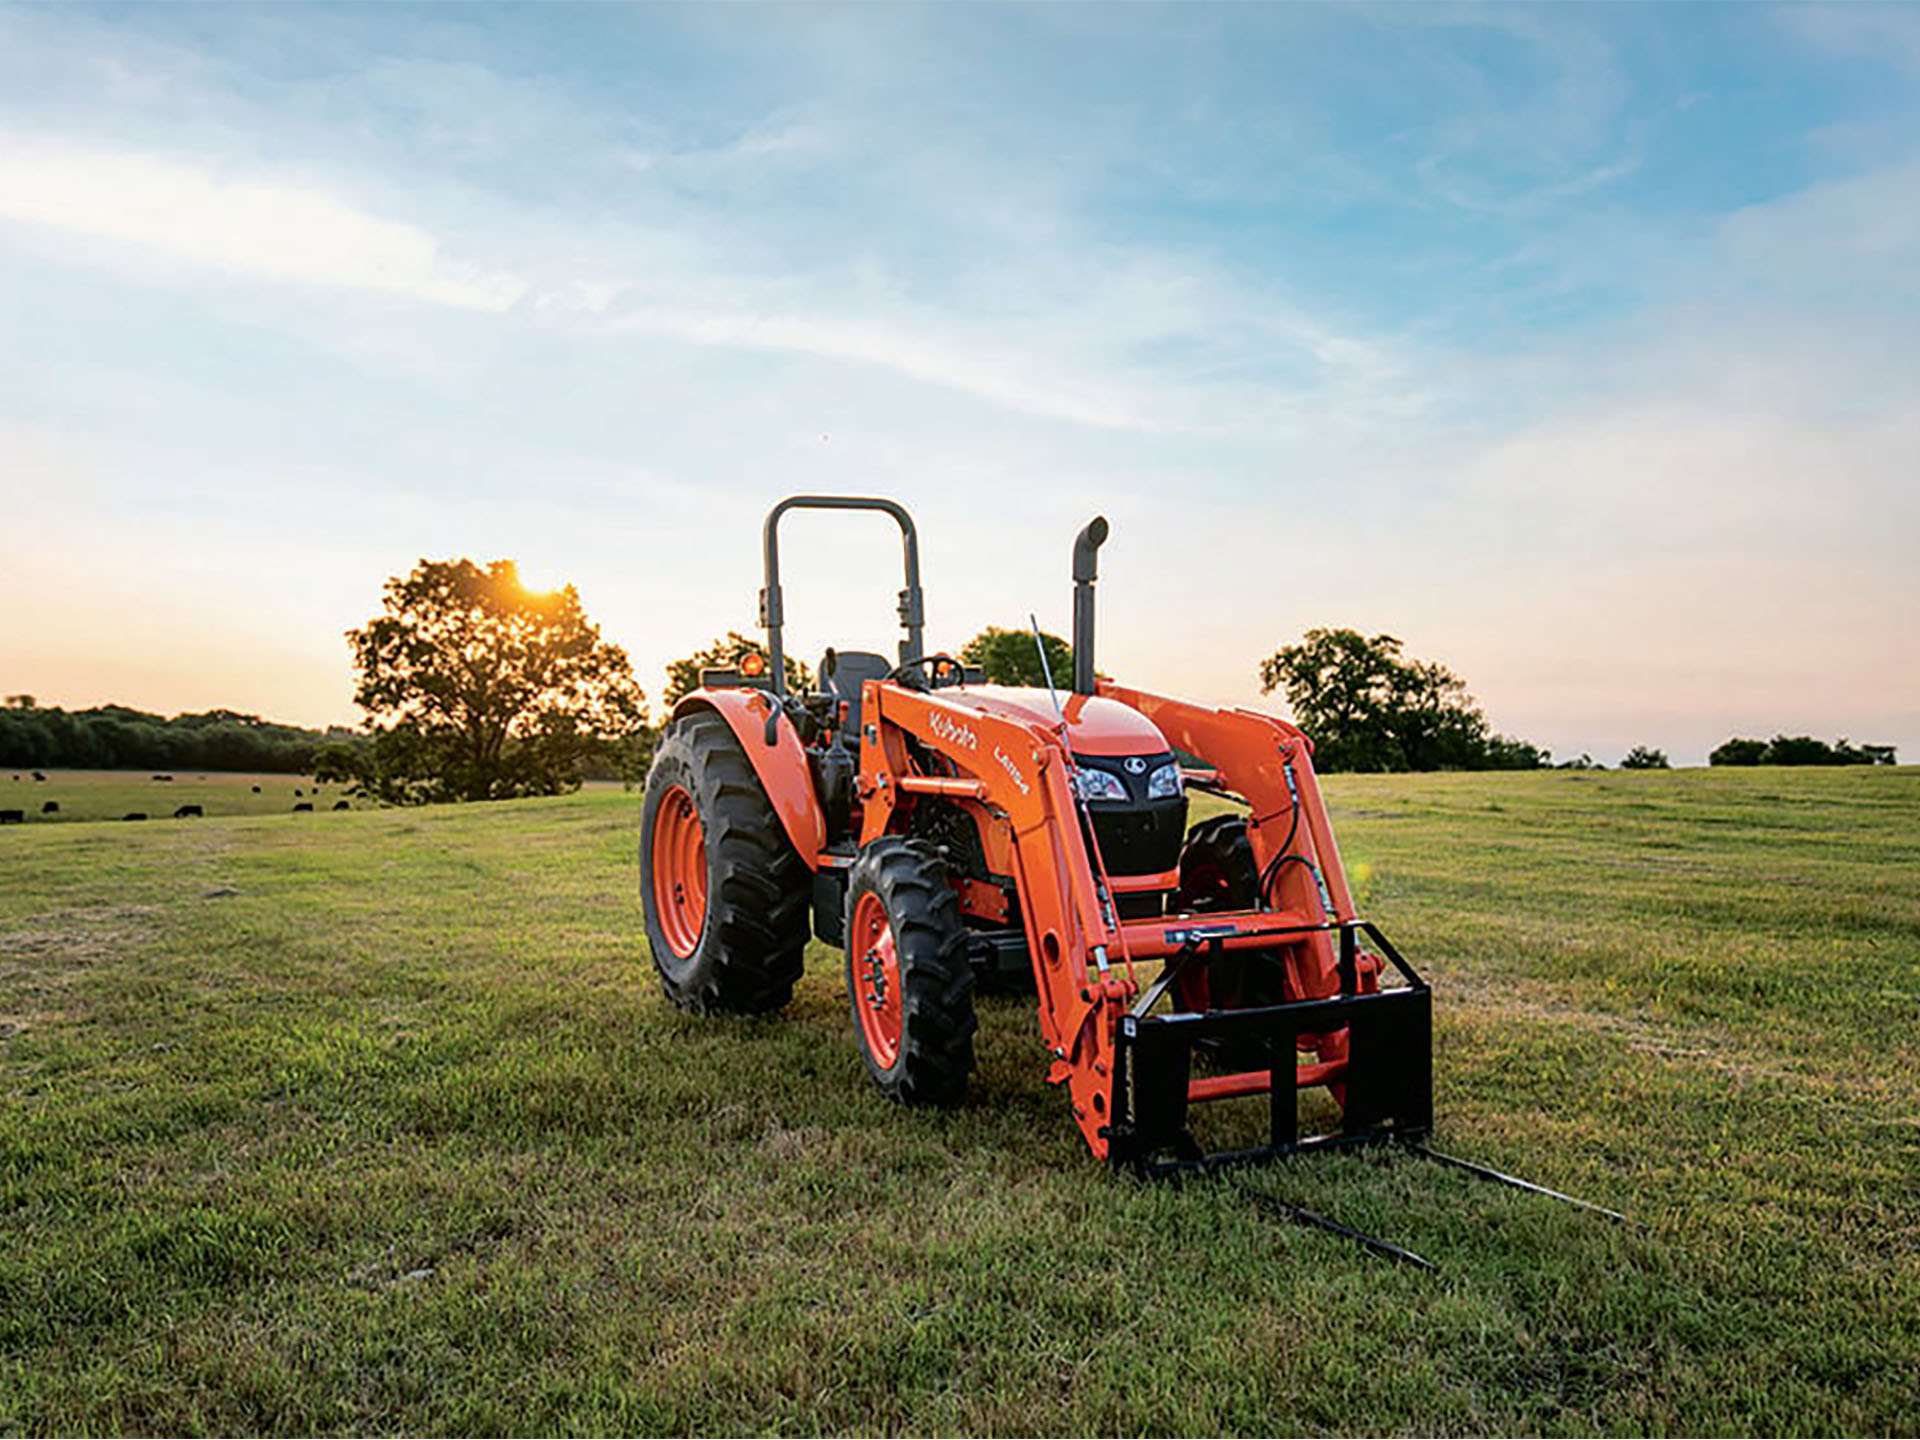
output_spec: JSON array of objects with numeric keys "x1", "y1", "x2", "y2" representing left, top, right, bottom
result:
[
  {"x1": 640, "y1": 709, "x2": 810, "y2": 1014},
  {"x1": 844, "y1": 838, "x2": 976, "y2": 1106},
  {"x1": 1172, "y1": 815, "x2": 1290, "y2": 1067},
  {"x1": 1174, "y1": 813, "x2": 1260, "y2": 914}
]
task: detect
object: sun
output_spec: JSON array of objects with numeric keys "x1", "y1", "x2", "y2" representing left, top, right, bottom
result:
[{"x1": 511, "y1": 561, "x2": 567, "y2": 597}]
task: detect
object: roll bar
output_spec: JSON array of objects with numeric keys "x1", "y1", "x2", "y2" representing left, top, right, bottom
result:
[{"x1": 760, "y1": 496, "x2": 925, "y2": 701}]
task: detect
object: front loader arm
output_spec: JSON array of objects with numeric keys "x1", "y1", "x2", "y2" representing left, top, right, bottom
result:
[
  {"x1": 1097, "y1": 681, "x2": 1356, "y2": 924},
  {"x1": 863, "y1": 684, "x2": 1138, "y2": 1156}
]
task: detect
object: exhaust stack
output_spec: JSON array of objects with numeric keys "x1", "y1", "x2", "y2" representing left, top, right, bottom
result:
[{"x1": 1071, "y1": 516, "x2": 1108, "y2": 694}]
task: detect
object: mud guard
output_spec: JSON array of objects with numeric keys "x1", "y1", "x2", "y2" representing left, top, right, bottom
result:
[{"x1": 670, "y1": 690, "x2": 826, "y2": 869}]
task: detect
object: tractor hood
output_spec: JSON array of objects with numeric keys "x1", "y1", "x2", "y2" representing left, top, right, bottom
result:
[{"x1": 946, "y1": 686, "x2": 1171, "y2": 758}]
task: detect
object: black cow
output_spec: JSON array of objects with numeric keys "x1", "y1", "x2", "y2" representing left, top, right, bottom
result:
[
  {"x1": 0, "y1": 809, "x2": 22, "y2": 824},
  {"x1": 174, "y1": 804, "x2": 203, "y2": 819},
  {"x1": 123, "y1": 812, "x2": 147, "y2": 821},
  {"x1": 332, "y1": 800, "x2": 350, "y2": 811},
  {"x1": 41, "y1": 801, "x2": 58, "y2": 814},
  {"x1": 251, "y1": 785, "x2": 261, "y2": 793},
  {"x1": 293, "y1": 802, "x2": 313, "y2": 812}
]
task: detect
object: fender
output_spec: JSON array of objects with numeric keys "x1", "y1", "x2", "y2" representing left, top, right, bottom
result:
[{"x1": 670, "y1": 690, "x2": 827, "y2": 869}]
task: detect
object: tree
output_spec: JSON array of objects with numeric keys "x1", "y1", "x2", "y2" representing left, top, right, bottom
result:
[
  {"x1": 312, "y1": 742, "x2": 363, "y2": 788},
  {"x1": 661, "y1": 631, "x2": 811, "y2": 710},
  {"x1": 1259, "y1": 629, "x2": 1406, "y2": 772},
  {"x1": 1620, "y1": 746, "x2": 1670, "y2": 770},
  {"x1": 1257, "y1": 628, "x2": 1544, "y2": 773},
  {"x1": 959, "y1": 626, "x2": 1074, "y2": 688},
  {"x1": 0, "y1": 701, "x2": 335, "y2": 772},
  {"x1": 1711, "y1": 734, "x2": 1895, "y2": 767},
  {"x1": 1761, "y1": 734, "x2": 1837, "y2": 766},
  {"x1": 1482, "y1": 733, "x2": 1553, "y2": 770},
  {"x1": 343, "y1": 558, "x2": 647, "y2": 804}
]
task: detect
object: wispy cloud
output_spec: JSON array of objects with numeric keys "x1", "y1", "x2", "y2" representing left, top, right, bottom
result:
[
  {"x1": 0, "y1": 133, "x2": 525, "y2": 309},
  {"x1": 1, "y1": 3, "x2": 1915, "y2": 762},
  {"x1": 1780, "y1": 3, "x2": 1920, "y2": 77},
  {"x1": 598, "y1": 300, "x2": 1162, "y2": 433}
]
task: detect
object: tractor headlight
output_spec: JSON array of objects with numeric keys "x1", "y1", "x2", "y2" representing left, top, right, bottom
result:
[
  {"x1": 1073, "y1": 768, "x2": 1128, "y2": 803},
  {"x1": 1146, "y1": 762, "x2": 1184, "y2": 799}
]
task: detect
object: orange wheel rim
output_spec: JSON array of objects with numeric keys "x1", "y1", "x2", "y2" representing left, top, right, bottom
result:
[
  {"x1": 651, "y1": 784, "x2": 707, "y2": 958},
  {"x1": 850, "y1": 891, "x2": 902, "y2": 1069}
]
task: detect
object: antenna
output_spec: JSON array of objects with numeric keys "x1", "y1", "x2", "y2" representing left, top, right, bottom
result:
[{"x1": 1030, "y1": 614, "x2": 1065, "y2": 726}]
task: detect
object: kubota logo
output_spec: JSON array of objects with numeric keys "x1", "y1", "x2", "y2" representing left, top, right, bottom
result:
[
  {"x1": 929, "y1": 712, "x2": 977, "y2": 750},
  {"x1": 994, "y1": 746, "x2": 1031, "y2": 795}
]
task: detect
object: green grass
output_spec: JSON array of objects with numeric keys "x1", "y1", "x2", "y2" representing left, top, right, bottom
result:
[
  {"x1": 2, "y1": 766, "x2": 1916, "y2": 1434},
  {"x1": 1, "y1": 769, "x2": 343, "y2": 824}
]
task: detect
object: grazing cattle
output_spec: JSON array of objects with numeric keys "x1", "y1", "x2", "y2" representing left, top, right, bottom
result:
[
  {"x1": 293, "y1": 788, "x2": 303, "y2": 797},
  {"x1": 153, "y1": 774, "x2": 173, "y2": 782},
  {"x1": 332, "y1": 800, "x2": 350, "y2": 811},
  {"x1": 174, "y1": 804, "x2": 203, "y2": 819},
  {"x1": 32, "y1": 771, "x2": 45, "y2": 781},
  {"x1": 0, "y1": 809, "x2": 22, "y2": 824},
  {"x1": 293, "y1": 802, "x2": 313, "y2": 812},
  {"x1": 123, "y1": 812, "x2": 148, "y2": 821},
  {"x1": 251, "y1": 785, "x2": 262, "y2": 793},
  {"x1": 41, "y1": 801, "x2": 58, "y2": 814}
]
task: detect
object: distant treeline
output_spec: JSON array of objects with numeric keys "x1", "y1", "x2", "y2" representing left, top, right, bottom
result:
[
  {"x1": 1709, "y1": 735, "x2": 1896, "y2": 767},
  {"x1": 0, "y1": 700, "x2": 361, "y2": 773}
]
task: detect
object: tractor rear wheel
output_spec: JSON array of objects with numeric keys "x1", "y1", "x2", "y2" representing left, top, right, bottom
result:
[
  {"x1": 844, "y1": 838, "x2": 976, "y2": 1106},
  {"x1": 640, "y1": 709, "x2": 810, "y2": 1014}
]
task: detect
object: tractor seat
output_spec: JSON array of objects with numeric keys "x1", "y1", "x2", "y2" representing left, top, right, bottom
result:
[{"x1": 820, "y1": 649, "x2": 892, "y2": 736}]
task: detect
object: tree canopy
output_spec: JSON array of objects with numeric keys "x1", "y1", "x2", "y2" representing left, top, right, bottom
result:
[
  {"x1": 0, "y1": 700, "x2": 351, "y2": 773},
  {"x1": 661, "y1": 632, "x2": 812, "y2": 710},
  {"x1": 1710, "y1": 734, "x2": 1896, "y2": 767},
  {"x1": 1258, "y1": 628, "x2": 1546, "y2": 772},
  {"x1": 958, "y1": 626, "x2": 1073, "y2": 688},
  {"x1": 340, "y1": 559, "x2": 647, "y2": 804}
]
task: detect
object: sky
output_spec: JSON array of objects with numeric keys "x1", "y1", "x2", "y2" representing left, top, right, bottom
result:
[{"x1": 2, "y1": 1, "x2": 1916, "y2": 766}]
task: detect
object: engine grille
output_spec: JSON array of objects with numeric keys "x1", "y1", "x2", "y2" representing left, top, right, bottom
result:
[{"x1": 1087, "y1": 796, "x2": 1187, "y2": 878}]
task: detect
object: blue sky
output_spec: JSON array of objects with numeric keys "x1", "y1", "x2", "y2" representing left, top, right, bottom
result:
[{"x1": 2, "y1": 2, "x2": 1916, "y2": 764}]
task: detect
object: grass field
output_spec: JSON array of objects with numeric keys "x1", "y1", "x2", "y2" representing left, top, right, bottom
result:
[
  {"x1": 2, "y1": 766, "x2": 1916, "y2": 1434},
  {"x1": 1, "y1": 770, "x2": 344, "y2": 824}
]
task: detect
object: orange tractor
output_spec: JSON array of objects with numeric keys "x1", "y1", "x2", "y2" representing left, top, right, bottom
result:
[{"x1": 642, "y1": 497, "x2": 1619, "y2": 1259}]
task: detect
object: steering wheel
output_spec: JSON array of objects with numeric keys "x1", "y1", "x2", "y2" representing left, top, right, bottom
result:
[{"x1": 888, "y1": 653, "x2": 968, "y2": 690}]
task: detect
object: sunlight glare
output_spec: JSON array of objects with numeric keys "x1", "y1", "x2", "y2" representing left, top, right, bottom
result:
[{"x1": 512, "y1": 561, "x2": 566, "y2": 597}]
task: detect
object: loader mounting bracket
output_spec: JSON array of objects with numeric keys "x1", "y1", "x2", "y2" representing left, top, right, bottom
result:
[{"x1": 1105, "y1": 921, "x2": 1433, "y2": 1177}]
